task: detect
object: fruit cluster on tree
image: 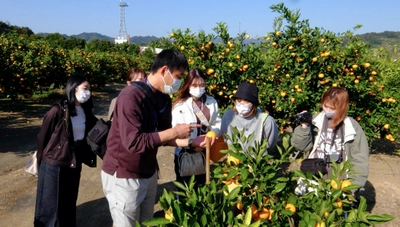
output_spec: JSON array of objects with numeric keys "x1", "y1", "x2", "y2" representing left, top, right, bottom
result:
[
  {"x1": 152, "y1": 3, "x2": 399, "y2": 145},
  {"x1": 0, "y1": 33, "x2": 154, "y2": 99},
  {"x1": 0, "y1": 3, "x2": 398, "y2": 144},
  {"x1": 142, "y1": 133, "x2": 394, "y2": 226}
]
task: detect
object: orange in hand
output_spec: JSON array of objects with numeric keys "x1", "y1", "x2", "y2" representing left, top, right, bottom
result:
[{"x1": 206, "y1": 131, "x2": 216, "y2": 139}]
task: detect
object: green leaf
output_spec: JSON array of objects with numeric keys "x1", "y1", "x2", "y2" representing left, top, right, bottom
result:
[
  {"x1": 240, "y1": 168, "x2": 249, "y2": 180},
  {"x1": 210, "y1": 180, "x2": 216, "y2": 193},
  {"x1": 249, "y1": 220, "x2": 261, "y2": 227},
  {"x1": 346, "y1": 209, "x2": 357, "y2": 222},
  {"x1": 357, "y1": 196, "x2": 367, "y2": 212},
  {"x1": 227, "y1": 185, "x2": 241, "y2": 200},
  {"x1": 330, "y1": 189, "x2": 342, "y2": 201},
  {"x1": 244, "y1": 207, "x2": 252, "y2": 226},
  {"x1": 142, "y1": 217, "x2": 171, "y2": 226},
  {"x1": 281, "y1": 209, "x2": 293, "y2": 216},
  {"x1": 272, "y1": 182, "x2": 286, "y2": 193},
  {"x1": 367, "y1": 214, "x2": 395, "y2": 223},
  {"x1": 325, "y1": 211, "x2": 336, "y2": 225},
  {"x1": 173, "y1": 181, "x2": 187, "y2": 191}
]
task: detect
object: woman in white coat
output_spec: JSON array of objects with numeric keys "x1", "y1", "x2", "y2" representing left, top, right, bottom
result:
[{"x1": 172, "y1": 68, "x2": 221, "y2": 186}]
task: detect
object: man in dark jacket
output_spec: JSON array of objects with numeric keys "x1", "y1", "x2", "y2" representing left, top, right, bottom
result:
[{"x1": 101, "y1": 49, "x2": 206, "y2": 227}]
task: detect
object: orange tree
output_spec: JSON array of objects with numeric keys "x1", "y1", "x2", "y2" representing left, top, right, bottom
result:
[
  {"x1": 152, "y1": 23, "x2": 265, "y2": 113},
  {"x1": 152, "y1": 3, "x2": 398, "y2": 144},
  {"x1": 143, "y1": 132, "x2": 394, "y2": 226},
  {"x1": 0, "y1": 33, "x2": 154, "y2": 98},
  {"x1": 367, "y1": 49, "x2": 400, "y2": 143},
  {"x1": 0, "y1": 34, "x2": 68, "y2": 98},
  {"x1": 260, "y1": 3, "x2": 399, "y2": 144}
]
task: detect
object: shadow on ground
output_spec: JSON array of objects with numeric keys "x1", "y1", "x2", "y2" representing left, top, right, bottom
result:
[
  {"x1": 361, "y1": 180, "x2": 376, "y2": 212},
  {"x1": 371, "y1": 139, "x2": 400, "y2": 156},
  {"x1": 76, "y1": 197, "x2": 113, "y2": 227},
  {"x1": 75, "y1": 181, "x2": 176, "y2": 225}
]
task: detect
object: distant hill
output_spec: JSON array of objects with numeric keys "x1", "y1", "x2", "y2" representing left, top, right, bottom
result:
[
  {"x1": 1, "y1": 20, "x2": 399, "y2": 53},
  {"x1": 357, "y1": 31, "x2": 400, "y2": 47},
  {"x1": 0, "y1": 21, "x2": 34, "y2": 35},
  {"x1": 357, "y1": 31, "x2": 400, "y2": 58},
  {"x1": 36, "y1": 32, "x2": 160, "y2": 45}
]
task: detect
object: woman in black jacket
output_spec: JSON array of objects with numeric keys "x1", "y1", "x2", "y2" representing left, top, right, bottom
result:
[{"x1": 34, "y1": 74, "x2": 97, "y2": 227}]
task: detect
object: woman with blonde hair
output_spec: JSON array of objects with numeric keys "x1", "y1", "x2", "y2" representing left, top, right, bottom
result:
[{"x1": 291, "y1": 87, "x2": 370, "y2": 189}]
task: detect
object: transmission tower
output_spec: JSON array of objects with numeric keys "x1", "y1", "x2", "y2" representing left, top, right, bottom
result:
[{"x1": 115, "y1": 1, "x2": 130, "y2": 44}]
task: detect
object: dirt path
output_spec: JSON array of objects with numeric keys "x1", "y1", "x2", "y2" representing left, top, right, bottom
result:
[{"x1": 0, "y1": 84, "x2": 399, "y2": 227}]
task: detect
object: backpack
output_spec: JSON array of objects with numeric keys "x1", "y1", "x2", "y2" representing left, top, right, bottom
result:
[{"x1": 86, "y1": 82, "x2": 156, "y2": 159}]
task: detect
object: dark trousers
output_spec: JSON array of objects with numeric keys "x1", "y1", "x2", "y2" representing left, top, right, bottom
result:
[{"x1": 34, "y1": 161, "x2": 82, "y2": 227}]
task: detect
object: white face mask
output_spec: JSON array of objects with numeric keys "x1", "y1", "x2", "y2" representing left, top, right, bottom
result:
[
  {"x1": 162, "y1": 70, "x2": 182, "y2": 94},
  {"x1": 324, "y1": 110, "x2": 335, "y2": 119},
  {"x1": 235, "y1": 103, "x2": 253, "y2": 116},
  {"x1": 189, "y1": 87, "x2": 206, "y2": 98},
  {"x1": 76, "y1": 89, "x2": 91, "y2": 103}
]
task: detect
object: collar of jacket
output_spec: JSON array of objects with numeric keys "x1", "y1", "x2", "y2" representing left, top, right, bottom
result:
[{"x1": 312, "y1": 112, "x2": 356, "y2": 143}]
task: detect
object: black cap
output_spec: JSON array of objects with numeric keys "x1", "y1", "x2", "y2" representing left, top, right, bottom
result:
[{"x1": 232, "y1": 82, "x2": 259, "y2": 105}]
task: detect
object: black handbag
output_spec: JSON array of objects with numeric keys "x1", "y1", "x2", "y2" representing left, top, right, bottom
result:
[
  {"x1": 300, "y1": 158, "x2": 327, "y2": 176},
  {"x1": 86, "y1": 118, "x2": 111, "y2": 159}
]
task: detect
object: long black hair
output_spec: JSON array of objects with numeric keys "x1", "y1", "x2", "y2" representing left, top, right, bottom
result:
[{"x1": 64, "y1": 74, "x2": 93, "y2": 117}]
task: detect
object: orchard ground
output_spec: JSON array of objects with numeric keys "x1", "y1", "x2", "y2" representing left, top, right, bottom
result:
[{"x1": 0, "y1": 84, "x2": 399, "y2": 226}]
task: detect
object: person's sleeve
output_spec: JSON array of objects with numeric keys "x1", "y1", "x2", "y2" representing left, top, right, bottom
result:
[
  {"x1": 117, "y1": 92, "x2": 161, "y2": 154},
  {"x1": 210, "y1": 101, "x2": 222, "y2": 137},
  {"x1": 36, "y1": 106, "x2": 61, "y2": 163},
  {"x1": 263, "y1": 116, "x2": 279, "y2": 150},
  {"x1": 348, "y1": 121, "x2": 370, "y2": 188},
  {"x1": 220, "y1": 111, "x2": 230, "y2": 142},
  {"x1": 291, "y1": 125, "x2": 314, "y2": 152},
  {"x1": 171, "y1": 105, "x2": 179, "y2": 127}
]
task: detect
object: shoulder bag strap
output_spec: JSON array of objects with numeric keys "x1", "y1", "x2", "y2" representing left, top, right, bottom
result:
[
  {"x1": 192, "y1": 99, "x2": 211, "y2": 129},
  {"x1": 259, "y1": 112, "x2": 269, "y2": 140},
  {"x1": 131, "y1": 81, "x2": 158, "y2": 129},
  {"x1": 131, "y1": 81, "x2": 157, "y2": 107}
]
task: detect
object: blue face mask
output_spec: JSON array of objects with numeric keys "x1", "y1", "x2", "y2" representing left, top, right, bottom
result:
[{"x1": 324, "y1": 110, "x2": 335, "y2": 118}]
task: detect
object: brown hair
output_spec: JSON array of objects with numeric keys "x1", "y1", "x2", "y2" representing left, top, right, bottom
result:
[
  {"x1": 321, "y1": 87, "x2": 349, "y2": 128},
  {"x1": 173, "y1": 68, "x2": 207, "y2": 107},
  {"x1": 126, "y1": 68, "x2": 147, "y2": 82}
]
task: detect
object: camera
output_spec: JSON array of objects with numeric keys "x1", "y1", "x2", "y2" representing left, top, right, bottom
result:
[
  {"x1": 324, "y1": 153, "x2": 343, "y2": 164},
  {"x1": 296, "y1": 111, "x2": 312, "y2": 123}
]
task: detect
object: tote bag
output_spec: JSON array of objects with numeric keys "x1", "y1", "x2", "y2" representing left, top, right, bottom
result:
[{"x1": 24, "y1": 151, "x2": 38, "y2": 177}]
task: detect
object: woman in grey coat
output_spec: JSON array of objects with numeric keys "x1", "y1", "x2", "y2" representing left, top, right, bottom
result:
[{"x1": 291, "y1": 87, "x2": 370, "y2": 190}]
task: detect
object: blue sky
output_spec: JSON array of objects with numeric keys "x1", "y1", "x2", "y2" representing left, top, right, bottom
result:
[{"x1": 1, "y1": 0, "x2": 399, "y2": 38}]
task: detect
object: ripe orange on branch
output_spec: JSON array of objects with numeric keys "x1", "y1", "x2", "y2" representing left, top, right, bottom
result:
[
  {"x1": 341, "y1": 179, "x2": 352, "y2": 190},
  {"x1": 285, "y1": 203, "x2": 296, "y2": 213},
  {"x1": 330, "y1": 179, "x2": 340, "y2": 190},
  {"x1": 227, "y1": 155, "x2": 240, "y2": 165}
]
